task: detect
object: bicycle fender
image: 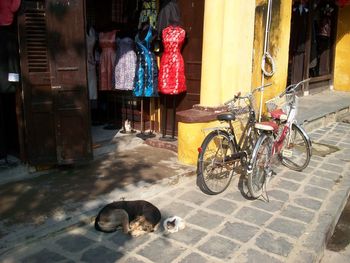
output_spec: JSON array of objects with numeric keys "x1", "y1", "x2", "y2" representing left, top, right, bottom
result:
[{"x1": 293, "y1": 123, "x2": 312, "y2": 154}]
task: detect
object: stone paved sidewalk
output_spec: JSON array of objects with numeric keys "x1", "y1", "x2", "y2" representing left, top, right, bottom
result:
[{"x1": 1, "y1": 122, "x2": 350, "y2": 263}]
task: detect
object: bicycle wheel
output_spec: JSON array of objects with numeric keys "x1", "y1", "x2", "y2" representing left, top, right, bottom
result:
[
  {"x1": 197, "y1": 130, "x2": 237, "y2": 195},
  {"x1": 280, "y1": 123, "x2": 311, "y2": 171},
  {"x1": 247, "y1": 133, "x2": 273, "y2": 198}
]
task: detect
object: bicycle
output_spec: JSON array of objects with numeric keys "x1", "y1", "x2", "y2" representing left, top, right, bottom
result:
[
  {"x1": 247, "y1": 79, "x2": 312, "y2": 199},
  {"x1": 197, "y1": 83, "x2": 272, "y2": 195}
]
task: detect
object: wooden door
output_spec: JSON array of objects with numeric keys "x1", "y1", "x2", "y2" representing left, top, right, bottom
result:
[{"x1": 18, "y1": 0, "x2": 92, "y2": 165}]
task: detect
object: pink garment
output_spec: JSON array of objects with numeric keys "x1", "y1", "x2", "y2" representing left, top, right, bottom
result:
[
  {"x1": 0, "y1": 0, "x2": 21, "y2": 26},
  {"x1": 99, "y1": 30, "x2": 117, "y2": 91}
]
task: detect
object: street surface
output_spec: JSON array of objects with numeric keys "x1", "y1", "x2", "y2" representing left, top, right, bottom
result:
[{"x1": 0, "y1": 122, "x2": 350, "y2": 263}]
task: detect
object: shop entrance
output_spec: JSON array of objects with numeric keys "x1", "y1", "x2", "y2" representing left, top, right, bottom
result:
[
  {"x1": 16, "y1": 0, "x2": 204, "y2": 166},
  {"x1": 288, "y1": 0, "x2": 338, "y2": 94}
]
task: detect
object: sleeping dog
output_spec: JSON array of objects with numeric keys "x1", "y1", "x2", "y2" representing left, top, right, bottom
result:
[{"x1": 94, "y1": 200, "x2": 161, "y2": 237}]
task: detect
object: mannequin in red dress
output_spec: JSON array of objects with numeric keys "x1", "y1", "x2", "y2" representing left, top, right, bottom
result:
[
  {"x1": 158, "y1": 24, "x2": 186, "y2": 140},
  {"x1": 158, "y1": 25, "x2": 186, "y2": 95}
]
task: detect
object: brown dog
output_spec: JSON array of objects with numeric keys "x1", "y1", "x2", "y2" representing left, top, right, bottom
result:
[{"x1": 94, "y1": 200, "x2": 161, "y2": 237}]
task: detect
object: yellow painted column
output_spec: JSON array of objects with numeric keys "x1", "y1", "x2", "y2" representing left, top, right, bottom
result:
[
  {"x1": 334, "y1": 5, "x2": 350, "y2": 92},
  {"x1": 199, "y1": 0, "x2": 225, "y2": 106},
  {"x1": 221, "y1": 0, "x2": 255, "y2": 101}
]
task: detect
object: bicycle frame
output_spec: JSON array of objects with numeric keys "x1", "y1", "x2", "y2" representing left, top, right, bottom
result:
[{"x1": 271, "y1": 102, "x2": 297, "y2": 156}]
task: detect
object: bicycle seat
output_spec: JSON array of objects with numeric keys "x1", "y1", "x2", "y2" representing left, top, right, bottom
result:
[
  {"x1": 268, "y1": 108, "x2": 287, "y2": 121},
  {"x1": 217, "y1": 112, "x2": 236, "y2": 121},
  {"x1": 255, "y1": 121, "x2": 279, "y2": 132}
]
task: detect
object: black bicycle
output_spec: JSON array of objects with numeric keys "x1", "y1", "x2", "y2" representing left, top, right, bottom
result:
[{"x1": 197, "y1": 84, "x2": 271, "y2": 195}]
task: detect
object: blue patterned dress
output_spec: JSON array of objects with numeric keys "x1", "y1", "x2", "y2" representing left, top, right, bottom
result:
[{"x1": 133, "y1": 26, "x2": 158, "y2": 97}]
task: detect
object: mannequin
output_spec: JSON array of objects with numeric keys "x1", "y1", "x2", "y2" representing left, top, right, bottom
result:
[
  {"x1": 158, "y1": 23, "x2": 186, "y2": 141},
  {"x1": 133, "y1": 21, "x2": 158, "y2": 138}
]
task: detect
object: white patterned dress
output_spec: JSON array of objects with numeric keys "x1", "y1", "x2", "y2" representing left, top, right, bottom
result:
[{"x1": 114, "y1": 37, "x2": 137, "y2": 91}]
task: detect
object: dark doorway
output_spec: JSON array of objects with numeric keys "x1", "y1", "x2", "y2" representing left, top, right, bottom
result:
[{"x1": 288, "y1": 0, "x2": 338, "y2": 94}]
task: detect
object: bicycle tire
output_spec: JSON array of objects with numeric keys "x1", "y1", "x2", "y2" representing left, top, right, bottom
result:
[
  {"x1": 197, "y1": 130, "x2": 237, "y2": 195},
  {"x1": 280, "y1": 123, "x2": 311, "y2": 171},
  {"x1": 247, "y1": 133, "x2": 273, "y2": 198}
]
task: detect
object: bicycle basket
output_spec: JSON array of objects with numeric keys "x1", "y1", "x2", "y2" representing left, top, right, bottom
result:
[{"x1": 265, "y1": 93, "x2": 295, "y2": 116}]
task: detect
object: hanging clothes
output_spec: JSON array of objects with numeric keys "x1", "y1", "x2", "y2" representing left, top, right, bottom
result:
[
  {"x1": 0, "y1": 0, "x2": 21, "y2": 26},
  {"x1": 114, "y1": 37, "x2": 137, "y2": 91},
  {"x1": 138, "y1": 0, "x2": 158, "y2": 29},
  {"x1": 158, "y1": 26, "x2": 186, "y2": 95},
  {"x1": 157, "y1": 0, "x2": 181, "y2": 38},
  {"x1": 99, "y1": 30, "x2": 117, "y2": 91},
  {"x1": 133, "y1": 26, "x2": 158, "y2": 97},
  {"x1": 86, "y1": 27, "x2": 97, "y2": 100}
]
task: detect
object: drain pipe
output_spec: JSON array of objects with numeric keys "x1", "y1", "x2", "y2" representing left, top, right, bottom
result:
[{"x1": 259, "y1": 0, "x2": 276, "y2": 121}]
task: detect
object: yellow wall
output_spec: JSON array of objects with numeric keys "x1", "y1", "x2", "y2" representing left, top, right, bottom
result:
[
  {"x1": 252, "y1": 0, "x2": 292, "y2": 113},
  {"x1": 334, "y1": 5, "x2": 350, "y2": 91},
  {"x1": 178, "y1": 117, "x2": 248, "y2": 165},
  {"x1": 178, "y1": 0, "x2": 294, "y2": 165}
]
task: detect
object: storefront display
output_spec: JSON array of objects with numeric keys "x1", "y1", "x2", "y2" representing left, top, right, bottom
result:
[{"x1": 133, "y1": 23, "x2": 159, "y2": 97}]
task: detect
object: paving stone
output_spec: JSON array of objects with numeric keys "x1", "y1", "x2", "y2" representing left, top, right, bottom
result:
[
  {"x1": 280, "y1": 205, "x2": 315, "y2": 223},
  {"x1": 55, "y1": 234, "x2": 94, "y2": 253},
  {"x1": 206, "y1": 199, "x2": 238, "y2": 215},
  {"x1": 337, "y1": 142, "x2": 350, "y2": 150},
  {"x1": 294, "y1": 197, "x2": 322, "y2": 211},
  {"x1": 187, "y1": 210, "x2": 225, "y2": 229},
  {"x1": 21, "y1": 248, "x2": 68, "y2": 263},
  {"x1": 219, "y1": 221, "x2": 259, "y2": 242},
  {"x1": 320, "y1": 163, "x2": 343, "y2": 173},
  {"x1": 237, "y1": 249, "x2": 283, "y2": 263},
  {"x1": 308, "y1": 176, "x2": 335, "y2": 189},
  {"x1": 224, "y1": 190, "x2": 249, "y2": 202},
  {"x1": 308, "y1": 159, "x2": 321, "y2": 168},
  {"x1": 303, "y1": 185, "x2": 329, "y2": 200},
  {"x1": 197, "y1": 235, "x2": 239, "y2": 260},
  {"x1": 274, "y1": 179, "x2": 301, "y2": 192},
  {"x1": 313, "y1": 169, "x2": 341, "y2": 181},
  {"x1": 137, "y1": 238, "x2": 186, "y2": 263},
  {"x1": 165, "y1": 226, "x2": 206, "y2": 245},
  {"x1": 311, "y1": 155, "x2": 325, "y2": 161},
  {"x1": 251, "y1": 199, "x2": 284, "y2": 213},
  {"x1": 80, "y1": 246, "x2": 123, "y2": 263},
  {"x1": 255, "y1": 231, "x2": 293, "y2": 257},
  {"x1": 123, "y1": 257, "x2": 147, "y2": 263},
  {"x1": 179, "y1": 252, "x2": 210, "y2": 263},
  {"x1": 268, "y1": 189, "x2": 290, "y2": 202},
  {"x1": 161, "y1": 202, "x2": 195, "y2": 218},
  {"x1": 326, "y1": 158, "x2": 348, "y2": 166},
  {"x1": 302, "y1": 230, "x2": 326, "y2": 253},
  {"x1": 267, "y1": 217, "x2": 306, "y2": 238},
  {"x1": 235, "y1": 207, "x2": 273, "y2": 226},
  {"x1": 178, "y1": 190, "x2": 208, "y2": 206},
  {"x1": 291, "y1": 250, "x2": 316, "y2": 263},
  {"x1": 319, "y1": 139, "x2": 339, "y2": 146},
  {"x1": 279, "y1": 170, "x2": 307, "y2": 182},
  {"x1": 109, "y1": 232, "x2": 150, "y2": 252}
]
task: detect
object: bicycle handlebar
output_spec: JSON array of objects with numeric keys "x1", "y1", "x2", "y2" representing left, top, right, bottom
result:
[
  {"x1": 224, "y1": 83, "x2": 272, "y2": 105},
  {"x1": 279, "y1": 78, "x2": 310, "y2": 98}
]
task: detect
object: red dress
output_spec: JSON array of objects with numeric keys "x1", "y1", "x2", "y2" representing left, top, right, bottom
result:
[{"x1": 158, "y1": 26, "x2": 186, "y2": 95}]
